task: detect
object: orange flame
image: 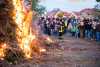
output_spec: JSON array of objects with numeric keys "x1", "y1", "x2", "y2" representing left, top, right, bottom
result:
[
  {"x1": 12, "y1": 0, "x2": 46, "y2": 59},
  {"x1": 0, "y1": 44, "x2": 7, "y2": 60},
  {"x1": 12, "y1": 0, "x2": 34, "y2": 58}
]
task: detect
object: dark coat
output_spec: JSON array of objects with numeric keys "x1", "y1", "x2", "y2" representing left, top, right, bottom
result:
[{"x1": 96, "y1": 24, "x2": 100, "y2": 32}]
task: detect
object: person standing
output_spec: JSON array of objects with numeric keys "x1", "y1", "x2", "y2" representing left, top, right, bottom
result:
[
  {"x1": 58, "y1": 18, "x2": 63, "y2": 37},
  {"x1": 96, "y1": 22, "x2": 100, "y2": 41},
  {"x1": 92, "y1": 19, "x2": 97, "y2": 40},
  {"x1": 78, "y1": 19, "x2": 84, "y2": 38}
]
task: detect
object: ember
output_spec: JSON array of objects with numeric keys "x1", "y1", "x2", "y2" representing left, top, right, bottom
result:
[
  {"x1": 0, "y1": 43, "x2": 7, "y2": 60},
  {"x1": 40, "y1": 48, "x2": 46, "y2": 52},
  {"x1": 46, "y1": 37, "x2": 54, "y2": 43}
]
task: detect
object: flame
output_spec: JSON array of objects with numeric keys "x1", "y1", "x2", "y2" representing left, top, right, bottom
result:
[
  {"x1": 40, "y1": 48, "x2": 46, "y2": 52},
  {"x1": 12, "y1": 0, "x2": 34, "y2": 58},
  {"x1": 12, "y1": 0, "x2": 46, "y2": 59},
  {"x1": 0, "y1": 44, "x2": 7, "y2": 60},
  {"x1": 23, "y1": 29, "x2": 37, "y2": 58}
]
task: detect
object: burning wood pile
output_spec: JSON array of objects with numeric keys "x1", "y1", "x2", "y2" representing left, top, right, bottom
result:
[{"x1": 0, "y1": 0, "x2": 55, "y2": 65}]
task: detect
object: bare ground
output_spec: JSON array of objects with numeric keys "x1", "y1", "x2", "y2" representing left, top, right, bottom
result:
[{"x1": 10, "y1": 35, "x2": 100, "y2": 67}]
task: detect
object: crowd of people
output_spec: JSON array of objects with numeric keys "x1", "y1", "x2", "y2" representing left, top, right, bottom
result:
[{"x1": 38, "y1": 16, "x2": 100, "y2": 42}]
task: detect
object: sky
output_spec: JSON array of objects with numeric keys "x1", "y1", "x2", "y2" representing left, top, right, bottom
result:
[{"x1": 39, "y1": 0, "x2": 97, "y2": 12}]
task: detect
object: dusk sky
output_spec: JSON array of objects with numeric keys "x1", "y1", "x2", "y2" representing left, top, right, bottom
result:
[{"x1": 39, "y1": 0, "x2": 97, "y2": 12}]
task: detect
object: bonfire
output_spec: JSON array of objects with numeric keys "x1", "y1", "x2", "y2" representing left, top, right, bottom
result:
[{"x1": 0, "y1": 0, "x2": 55, "y2": 64}]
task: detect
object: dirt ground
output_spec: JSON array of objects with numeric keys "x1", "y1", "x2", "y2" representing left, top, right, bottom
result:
[{"x1": 10, "y1": 35, "x2": 100, "y2": 67}]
